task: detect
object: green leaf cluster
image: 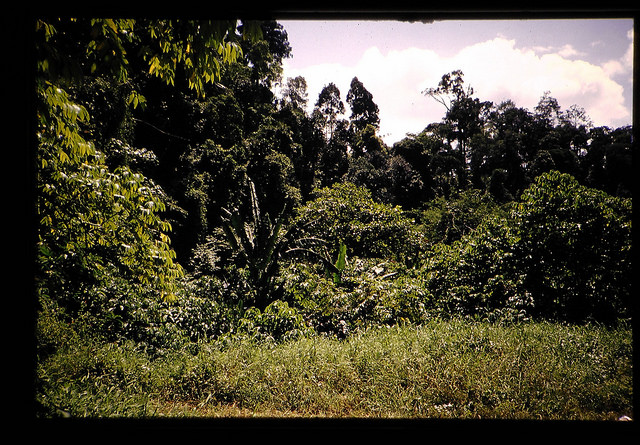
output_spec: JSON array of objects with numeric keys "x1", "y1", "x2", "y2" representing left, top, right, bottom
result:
[
  {"x1": 281, "y1": 258, "x2": 430, "y2": 337},
  {"x1": 513, "y1": 171, "x2": 632, "y2": 322},
  {"x1": 35, "y1": 17, "x2": 261, "y2": 312},
  {"x1": 294, "y1": 182, "x2": 426, "y2": 264},
  {"x1": 422, "y1": 171, "x2": 632, "y2": 323},
  {"x1": 220, "y1": 179, "x2": 291, "y2": 309},
  {"x1": 143, "y1": 20, "x2": 243, "y2": 97}
]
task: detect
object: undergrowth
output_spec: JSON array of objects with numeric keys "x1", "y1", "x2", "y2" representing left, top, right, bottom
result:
[{"x1": 36, "y1": 319, "x2": 633, "y2": 420}]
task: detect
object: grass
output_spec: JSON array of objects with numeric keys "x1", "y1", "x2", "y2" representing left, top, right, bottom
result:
[{"x1": 36, "y1": 319, "x2": 633, "y2": 420}]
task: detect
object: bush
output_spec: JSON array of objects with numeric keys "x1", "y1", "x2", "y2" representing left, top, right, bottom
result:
[
  {"x1": 294, "y1": 182, "x2": 426, "y2": 265},
  {"x1": 420, "y1": 188, "x2": 507, "y2": 244},
  {"x1": 423, "y1": 214, "x2": 531, "y2": 322},
  {"x1": 236, "y1": 300, "x2": 314, "y2": 342},
  {"x1": 512, "y1": 171, "x2": 632, "y2": 322},
  {"x1": 422, "y1": 171, "x2": 632, "y2": 324},
  {"x1": 282, "y1": 258, "x2": 431, "y2": 337}
]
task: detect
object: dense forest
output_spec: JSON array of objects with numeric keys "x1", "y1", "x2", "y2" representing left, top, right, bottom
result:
[{"x1": 33, "y1": 18, "x2": 633, "y2": 420}]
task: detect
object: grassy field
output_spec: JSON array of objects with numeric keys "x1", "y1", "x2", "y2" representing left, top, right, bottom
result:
[{"x1": 36, "y1": 319, "x2": 632, "y2": 421}]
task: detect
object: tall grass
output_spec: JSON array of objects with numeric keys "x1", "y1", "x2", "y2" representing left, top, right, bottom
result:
[{"x1": 36, "y1": 319, "x2": 633, "y2": 420}]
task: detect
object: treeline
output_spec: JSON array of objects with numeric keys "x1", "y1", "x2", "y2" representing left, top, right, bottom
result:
[{"x1": 35, "y1": 19, "x2": 632, "y2": 354}]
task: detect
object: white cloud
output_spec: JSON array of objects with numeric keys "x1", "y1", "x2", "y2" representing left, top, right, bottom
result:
[
  {"x1": 603, "y1": 60, "x2": 625, "y2": 77},
  {"x1": 530, "y1": 43, "x2": 585, "y2": 58},
  {"x1": 280, "y1": 36, "x2": 632, "y2": 145},
  {"x1": 622, "y1": 29, "x2": 634, "y2": 75}
]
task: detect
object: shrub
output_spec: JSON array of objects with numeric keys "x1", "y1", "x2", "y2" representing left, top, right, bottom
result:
[
  {"x1": 511, "y1": 171, "x2": 632, "y2": 322},
  {"x1": 282, "y1": 258, "x2": 431, "y2": 337},
  {"x1": 422, "y1": 171, "x2": 632, "y2": 324},
  {"x1": 420, "y1": 188, "x2": 507, "y2": 244},
  {"x1": 236, "y1": 300, "x2": 314, "y2": 342},
  {"x1": 423, "y1": 214, "x2": 530, "y2": 322},
  {"x1": 294, "y1": 182, "x2": 426, "y2": 265}
]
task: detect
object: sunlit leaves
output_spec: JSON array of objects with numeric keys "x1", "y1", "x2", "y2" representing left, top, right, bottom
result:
[
  {"x1": 126, "y1": 90, "x2": 146, "y2": 109},
  {"x1": 37, "y1": 80, "x2": 93, "y2": 161},
  {"x1": 86, "y1": 19, "x2": 136, "y2": 82},
  {"x1": 295, "y1": 182, "x2": 425, "y2": 264},
  {"x1": 38, "y1": 158, "x2": 184, "y2": 301},
  {"x1": 142, "y1": 20, "x2": 244, "y2": 98}
]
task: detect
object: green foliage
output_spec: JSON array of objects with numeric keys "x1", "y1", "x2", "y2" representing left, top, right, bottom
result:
[
  {"x1": 332, "y1": 241, "x2": 347, "y2": 284},
  {"x1": 294, "y1": 182, "x2": 426, "y2": 264},
  {"x1": 178, "y1": 140, "x2": 248, "y2": 252},
  {"x1": 169, "y1": 275, "x2": 247, "y2": 343},
  {"x1": 420, "y1": 188, "x2": 507, "y2": 244},
  {"x1": 315, "y1": 82, "x2": 345, "y2": 141},
  {"x1": 37, "y1": 152, "x2": 183, "y2": 305},
  {"x1": 280, "y1": 75, "x2": 308, "y2": 110},
  {"x1": 423, "y1": 214, "x2": 529, "y2": 322},
  {"x1": 142, "y1": 19, "x2": 247, "y2": 97},
  {"x1": 391, "y1": 124, "x2": 468, "y2": 200},
  {"x1": 220, "y1": 178, "x2": 292, "y2": 309},
  {"x1": 346, "y1": 76, "x2": 380, "y2": 133},
  {"x1": 237, "y1": 300, "x2": 313, "y2": 342},
  {"x1": 282, "y1": 258, "x2": 430, "y2": 337},
  {"x1": 423, "y1": 171, "x2": 631, "y2": 324},
  {"x1": 512, "y1": 171, "x2": 632, "y2": 322},
  {"x1": 35, "y1": 17, "x2": 264, "y2": 310}
]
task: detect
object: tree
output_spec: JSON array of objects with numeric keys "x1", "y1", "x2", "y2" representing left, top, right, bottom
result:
[
  {"x1": 315, "y1": 82, "x2": 345, "y2": 141},
  {"x1": 385, "y1": 155, "x2": 426, "y2": 209},
  {"x1": 239, "y1": 20, "x2": 291, "y2": 87},
  {"x1": 423, "y1": 70, "x2": 491, "y2": 176},
  {"x1": 105, "y1": 19, "x2": 293, "y2": 264},
  {"x1": 316, "y1": 132, "x2": 350, "y2": 187},
  {"x1": 274, "y1": 94, "x2": 326, "y2": 200},
  {"x1": 424, "y1": 171, "x2": 632, "y2": 323},
  {"x1": 346, "y1": 76, "x2": 380, "y2": 133},
  {"x1": 35, "y1": 18, "x2": 263, "y2": 310},
  {"x1": 294, "y1": 182, "x2": 425, "y2": 265},
  {"x1": 281, "y1": 75, "x2": 309, "y2": 110},
  {"x1": 243, "y1": 117, "x2": 303, "y2": 218},
  {"x1": 423, "y1": 69, "x2": 470, "y2": 112},
  {"x1": 534, "y1": 91, "x2": 563, "y2": 128},
  {"x1": 424, "y1": 212, "x2": 526, "y2": 321},
  {"x1": 177, "y1": 140, "x2": 249, "y2": 260},
  {"x1": 475, "y1": 99, "x2": 538, "y2": 198},
  {"x1": 421, "y1": 189, "x2": 506, "y2": 245},
  {"x1": 345, "y1": 124, "x2": 392, "y2": 202},
  {"x1": 563, "y1": 104, "x2": 593, "y2": 129}
]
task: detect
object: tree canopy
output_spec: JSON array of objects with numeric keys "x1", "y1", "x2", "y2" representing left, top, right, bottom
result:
[{"x1": 35, "y1": 18, "x2": 265, "y2": 308}]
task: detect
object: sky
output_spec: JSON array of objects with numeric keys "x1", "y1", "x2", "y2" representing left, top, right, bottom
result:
[{"x1": 274, "y1": 18, "x2": 634, "y2": 145}]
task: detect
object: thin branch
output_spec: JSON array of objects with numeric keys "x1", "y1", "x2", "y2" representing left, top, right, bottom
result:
[{"x1": 132, "y1": 117, "x2": 191, "y2": 142}]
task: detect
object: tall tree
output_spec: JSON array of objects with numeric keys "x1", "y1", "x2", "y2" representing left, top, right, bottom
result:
[
  {"x1": 534, "y1": 91, "x2": 563, "y2": 128},
  {"x1": 315, "y1": 82, "x2": 345, "y2": 141},
  {"x1": 125, "y1": 19, "x2": 292, "y2": 263},
  {"x1": 281, "y1": 75, "x2": 309, "y2": 111},
  {"x1": 346, "y1": 76, "x2": 380, "y2": 133},
  {"x1": 423, "y1": 70, "x2": 491, "y2": 177}
]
